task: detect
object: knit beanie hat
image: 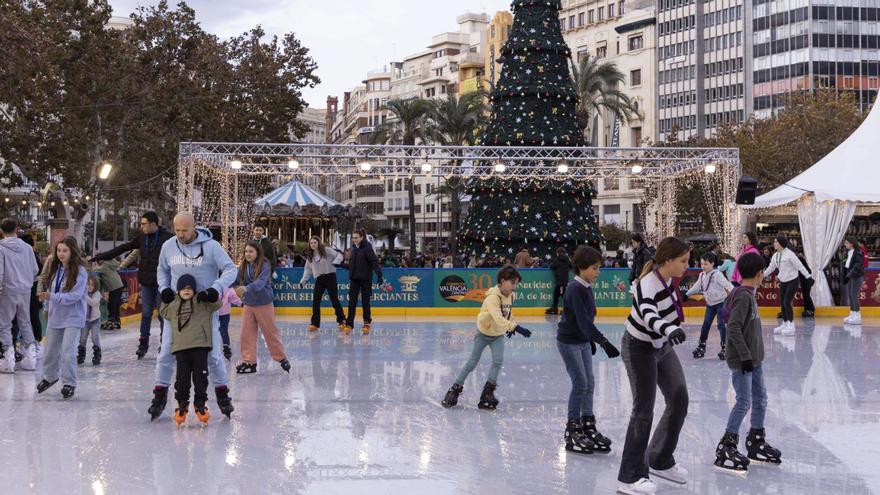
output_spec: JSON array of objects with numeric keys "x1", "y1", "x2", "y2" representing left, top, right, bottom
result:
[{"x1": 177, "y1": 274, "x2": 197, "y2": 293}]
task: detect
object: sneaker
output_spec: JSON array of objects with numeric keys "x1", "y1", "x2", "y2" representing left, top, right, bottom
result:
[
  {"x1": 780, "y1": 322, "x2": 796, "y2": 336},
  {"x1": 617, "y1": 478, "x2": 657, "y2": 495},
  {"x1": 649, "y1": 464, "x2": 688, "y2": 485},
  {"x1": 0, "y1": 347, "x2": 15, "y2": 374}
]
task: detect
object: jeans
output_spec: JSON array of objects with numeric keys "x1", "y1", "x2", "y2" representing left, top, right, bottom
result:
[
  {"x1": 557, "y1": 341, "x2": 595, "y2": 419},
  {"x1": 725, "y1": 365, "x2": 767, "y2": 434},
  {"x1": 107, "y1": 287, "x2": 123, "y2": 321},
  {"x1": 618, "y1": 332, "x2": 689, "y2": 484},
  {"x1": 779, "y1": 279, "x2": 799, "y2": 322},
  {"x1": 174, "y1": 347, "x2": 210, "y2": 406},
  {"x1": 551, "y1": 283, "x2": 566, "y2": 311},
  {"x1": 847, "y1": 276, "x2": 864, "y2": 312},
  {"x1": 218, "y1": 314, "x2": 231, "y2": 347},
  {"x1": 40, "y1": 327, "x2": 80, "y2": 386},
  {"x1": 0, "y1": 293, "x2": 35, "y2": 348},
  {"x1": 346, "y1": 279, "x2": 373, "y2": 326},
  {"x1": 154, "y1": 311, "x2": 227, "y2": 388},
  {"x1": 139, "y1": 285, "x2": 164, "y2": 339},
  {"x1": 698, "y1": 302, "x2": 726, "y2": 346},
  {"x1": 454, "y1": 332, "x2": 506, "y2": 385},
  {"x1": 312, "y1": 273, "x2": 346, "y2": 326},
  {"x1": 79, "y1": 319, "x2": 101, "y2": 348}
]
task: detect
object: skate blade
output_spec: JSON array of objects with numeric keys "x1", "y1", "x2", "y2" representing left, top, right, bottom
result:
[
  {"x1": 747, "y1": 457, "x2": 782, "y2": 466},
  {"x1": 649, "y1": 471, "x2": 688, "y2": 485},
  {"x1": 564, "y1": 446, "x2": 594, "y2": 455},
  {"x1": 713, "y1": 464, "x2": 749, "y2": 476}
]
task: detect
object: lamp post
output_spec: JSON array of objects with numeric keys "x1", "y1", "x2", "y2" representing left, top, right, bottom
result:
[{"x1": 92, "y1": 162, "x2": 113, "y2": 256}]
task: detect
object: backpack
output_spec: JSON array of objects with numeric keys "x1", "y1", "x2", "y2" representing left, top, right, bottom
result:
[{"x1": 719, "y1": 286, "x2": 751, "y2": 327}]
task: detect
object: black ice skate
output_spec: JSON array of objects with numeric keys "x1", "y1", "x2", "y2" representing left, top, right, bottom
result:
[
  {"x1": 148, "y1": 386, "x2": 168, "y2": 421},
  {"x1": 136, "y1": 337, "x2": 149, "y2": 360},
  {"x1": 717, "y1": 346, "x2": 726, "y2": 360},
  {"x1": 223, "y1": 345, "x2": 232, "y2": 360},
  {"x1": 477, "y1": 381, "x2": 499, "y2": 410},
  {"x1": 746, "y1": 428, "x2": 782, "y2": 465},
  {"x1": 714, "y1": 432, "x2": 749, "y2": 474},
  {"x1": 564, "y1": 419, "x2": 595, "y2": 454},
  {"x1": 77, "y1": 345, "x2": 86, "y2": 365},
  {"x1": 279, "y1": 359, "x2": 291, "y2": 373},
  {"x1": 581, "y1": 415, "x2": 612, "y2": 453},
  {"x1": 236, "y1": 362, "x2": 257, "y2": 374},
  {"x1": 215, "y1": 386, "x2": 234, "y2": 418},
  {"x1": 36, "y1": 379, "x2": 58, "y2": 394},
  {"x1": 693, "y1": 342, "x2": 706, "y2": 359},
  {"x1": 61, "y1": 385, "x2": 75, "y2": 399},
  {"x1": 92, "y1": 346, "x2": 102, "y2": 366},
  {"x1": 441, "y1": 383, "x2": 463, "y2": 408}
]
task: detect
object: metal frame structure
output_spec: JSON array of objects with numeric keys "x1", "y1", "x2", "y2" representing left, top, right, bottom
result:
[{"x1": 178, "y1": 142, "x2": 743, "y2": 258}]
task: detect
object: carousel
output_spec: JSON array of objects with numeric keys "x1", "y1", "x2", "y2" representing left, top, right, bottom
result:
[{"x1": 254, "y1": 180, "x2": 343, "y2": 247}]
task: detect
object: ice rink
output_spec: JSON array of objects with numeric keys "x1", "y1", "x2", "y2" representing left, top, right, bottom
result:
[{"x1": 1, "y1": 315, "x2": 878, "y2": 494}]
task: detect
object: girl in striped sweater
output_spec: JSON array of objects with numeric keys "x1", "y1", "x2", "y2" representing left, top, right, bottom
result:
[{"x1": 617, "y1": 237, "x2": 691, "y2": 495}]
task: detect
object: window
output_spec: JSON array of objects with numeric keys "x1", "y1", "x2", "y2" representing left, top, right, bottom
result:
[
  {"x1": 619, "y1": 1, "x2": 625, "y2": 15},
  {"x1": 434, "y1": 49, "x2": 445, "y2": 58},
  {"x1": 425, "y1": 88, "x2": 436, "y2": 98},
  {"x1": 434, "y1": 68, "x2": 443, "y2": 77},
  {"x1": 569, "y1": 15, "x2": 575, "y2": 29},
  {"x1": 628, "y1": 35, "x2": 643, "y2": 51},
  {"x1": 598, "y1": 6, "x2": 604, "y2": 21},
  {"x1": 608, "y1": 3, "x2": 615, "y2": 17},
  {"x1": 588, "y1": 9, "x2": 595, "y2": 23},
  {"x1": 631, "y1": 127, "x2": 642, "y2": 147},
  {"x1": 560, "y1": 18, "x2": 566, "y2": 30},
  {"x1": 596, "y1": 45, "x2": 607, "y2": 58},
  {"x1": 578, "y1": 13, "x2": 585, "y2": 26},
  {"x1": 630, "y1": 69, "x2": 641, "y2": 86},
  {"x1": 441, "y1": 85, "x2": 447, "y2": 94}
]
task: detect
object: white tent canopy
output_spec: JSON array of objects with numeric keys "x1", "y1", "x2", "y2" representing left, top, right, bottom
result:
[
  {"x1": 746, "y1": 100, "x2": 879, "y2": 306},
  {"x1": 750, "y1": 101, "x2": 880, "y2": 208}
]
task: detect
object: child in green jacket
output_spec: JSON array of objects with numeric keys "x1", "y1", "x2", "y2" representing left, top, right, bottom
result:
[{"x1": 159, "y1": 274, "x2": 221, "y2": 426}]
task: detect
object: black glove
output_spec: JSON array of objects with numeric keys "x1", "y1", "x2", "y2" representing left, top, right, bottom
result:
[
  {"x1": 513, "y1": 325, "x2": 532, "y2": 338},
  {"x1": 601, "y1": 341, "x2": 620, "y2": 358},
  {"x1": 197, "y1": 287, "x2": 219, "y2": 303},
  {"x1": 590, "y1": 341, "x2": 597, "y2": 355},
  {"x1": 160, "y1": 288, "x2": 175, "y2": 304},
  {"x1": 741, "y1": 359, "x2": 755, "y2": 374},
  {"x1": 667, "y1": 328, "x2": 687, "y2": 346}
]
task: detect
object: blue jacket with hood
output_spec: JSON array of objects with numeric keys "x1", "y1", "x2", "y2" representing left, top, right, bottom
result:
[{"x1": 157, "y1": 227, "x2": 238, "y2": 298}]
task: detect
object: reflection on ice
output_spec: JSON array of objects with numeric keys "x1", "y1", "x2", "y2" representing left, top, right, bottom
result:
[{"x1": 0, "y1": 317, "x2": 877, "y2": 494}]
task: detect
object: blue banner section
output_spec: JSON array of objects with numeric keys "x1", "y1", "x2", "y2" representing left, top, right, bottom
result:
[{"x1": 273, "y1": 268, "x2": 435, "y2": 307}]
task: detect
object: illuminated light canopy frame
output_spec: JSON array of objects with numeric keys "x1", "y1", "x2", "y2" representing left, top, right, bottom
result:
[{"x1": 177, "y1": 142, "x2": 743, "y2": 259}]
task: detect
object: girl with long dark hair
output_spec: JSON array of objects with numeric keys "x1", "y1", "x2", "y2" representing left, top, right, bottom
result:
[
  {"x1": 36, "y1": 237, "x2": 88, "y2": 399},
  {"x1": 763, "y1": 234, "x2": 810, "y2": 335},
  {"x1": 234, "y1": 241, "x2": 290, "y2": 374},
  {"x1": 843, "y1": 237, "x2": 865, "y2": 325},
  {"x1": 299, "y1": 236, "x2": 346, "y2": 332},
  {"x1": 618, "y1": 237, "x2": 691, "y2": 494}
]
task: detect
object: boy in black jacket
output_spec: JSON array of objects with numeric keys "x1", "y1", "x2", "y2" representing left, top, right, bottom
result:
[
  {"x1": 557, "y1": 245, "x2": 620, "y2": 454},
  {"x1": 343, "y1": 229, "x2": 383, "y2": 335},
  {"x1": 715, "y1": 252, "x2": 782, "y2": 473},
  {"x1": 546, "y1": 247, "x2": 573, "y2": 315}
]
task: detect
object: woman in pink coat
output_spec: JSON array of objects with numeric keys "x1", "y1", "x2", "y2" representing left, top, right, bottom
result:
[{"x1": 732, "y1": 232, "x2": 761, "y2": 285}]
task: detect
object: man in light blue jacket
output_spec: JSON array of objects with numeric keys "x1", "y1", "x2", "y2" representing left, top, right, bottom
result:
[
  {"x1": 0, "y1": 218, "x2": 41, "y2": 372},
  {"x1": 147, "y1": 212, "x2": 238, "y2": 421}
]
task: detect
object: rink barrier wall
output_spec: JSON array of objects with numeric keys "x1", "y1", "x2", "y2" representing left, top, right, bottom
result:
[{"x1": 115, "y1": 268, "x2": 880, "y2": 322}]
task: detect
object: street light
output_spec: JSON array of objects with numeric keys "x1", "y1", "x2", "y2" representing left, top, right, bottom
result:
[{"x1": 98, "y1": 162, "x2": 113, "y2": 180}]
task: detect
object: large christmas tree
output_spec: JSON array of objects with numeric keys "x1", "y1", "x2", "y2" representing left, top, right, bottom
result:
[{"x1": 459, "y1": 0, "x2": 602, "y2": 262}]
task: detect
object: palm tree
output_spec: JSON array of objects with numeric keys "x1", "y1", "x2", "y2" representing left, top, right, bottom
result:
[
  {"x1": 371, "y1": 98, "x2": 434, "y2": 258},
  {"x1": 570, "y1": 54, "x2": 641, "y2": 145},
  {"x1": 429, "y1": 90, "x2": 486, "y2": 256}
]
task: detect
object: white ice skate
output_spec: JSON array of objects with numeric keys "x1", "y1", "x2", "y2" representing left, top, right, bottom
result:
[
  {"x1": 18, "y1": 344, "x2": 36, "y2": 371},
  {"x1": 849, "y1": 311, "x2": 862, "y2": 325},
  {"x1": 617, "y1": 478, "x2": 657, "y2": 495},
  {"x1": 650, "y1": 464, "x2": 689, "y2": 485},
  {"x1": 780, "y1": 321, "x2": 796, "y2": 336},
  {"x1": 0, "y1": 347, "x2": 15, "y2": 374},
  {"x1": 844, "y1": 311, "x2": 854, "y2": 324},
  {"x1": 773, "y1": 323, "x2": 787, "y2": 334}
]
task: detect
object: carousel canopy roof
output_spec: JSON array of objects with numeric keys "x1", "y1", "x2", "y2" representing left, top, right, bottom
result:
[{"x1": 255, "y1": 180, "x2": 339, "y2": 208}]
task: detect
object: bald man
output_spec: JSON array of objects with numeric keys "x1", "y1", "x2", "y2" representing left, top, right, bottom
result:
[{"x1": 147, "y1": 212, "x2": 238, "y2": 421}]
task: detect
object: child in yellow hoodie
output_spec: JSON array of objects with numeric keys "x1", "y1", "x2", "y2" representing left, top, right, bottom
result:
[{"x1": 442, "y1": 266, "x2": 533, "y2": 410}]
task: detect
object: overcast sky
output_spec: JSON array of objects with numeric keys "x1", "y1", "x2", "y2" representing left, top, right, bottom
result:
[{"x1": 108, "y1": 0, "x2": 513, "y2": 109}]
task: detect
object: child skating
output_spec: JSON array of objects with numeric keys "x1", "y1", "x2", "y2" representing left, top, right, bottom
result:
[
  {"x1": 77, "y1": 276, "x2": 103, "y2": 366},
  {"x1": 686, "y1": 252, "x2": 733, "y2": 360},
  {"x1": 557, "y1": 246, "x2": 620, "y2": 454},
  {"x1": 159, "y1": 274, "x2": 221, "y2": 426},
  {"x1": 441, "y1": 266, "x2": 532, "y2": 410},
  {"x1": 715, "y1": 252, "x2": 783, "y2": 473}
]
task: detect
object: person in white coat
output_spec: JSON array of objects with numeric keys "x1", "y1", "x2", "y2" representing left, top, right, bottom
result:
[{"x1": 763, "y1": 234, "x2": 811, "y2": 335}]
